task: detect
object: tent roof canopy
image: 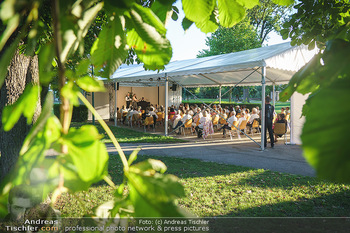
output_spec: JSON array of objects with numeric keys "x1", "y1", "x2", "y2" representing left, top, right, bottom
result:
[{"x1": 109, "y1": 42, "x2": 318, "y2": 87}]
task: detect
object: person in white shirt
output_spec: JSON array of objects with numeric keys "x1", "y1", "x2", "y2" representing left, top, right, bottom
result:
[
  {"x1": 285, "y1": 107, "x2": 290, "y2": 115},
  {"x1": 188, "y1": 106, "x2": 194, "y2": 116},
  {"x1": 173, "y1": 110, "x2": 192, "y2": 134},
  {"x1": 170, "y1": 110, "x2": 182, "y2": 130},
  {"x1": 248, "y1": 108, "x2": 259, "y2": 124},
  {"x1": 125, "y1": 106, "x2": 135, "y2": 125},
  {"x1": 245, "y1": 109, "x2": 251, "y2": 121},
  {"x1": 218, "y1": 111, "x2": 237, "y2": 138},
  {"x1": 120, "y1": 105, "x2": 128, "y2": 124},
  {"x1": 237, "y1": 112, "x2": 246, "y2": 127},
  {"x1": 195, "y1": 111, "x2": 210, "y2": 137},
  {"x1": 149, "y1": 107, "x2": 158, "y2": 127}
]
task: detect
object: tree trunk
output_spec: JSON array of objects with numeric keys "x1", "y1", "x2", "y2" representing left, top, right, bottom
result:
[
  {"x1": 243, "y1": 87, "x2": 250, "y2": 103},
  {"x1": 0, "y1": 48, "x2": 41, "y2": 182}
]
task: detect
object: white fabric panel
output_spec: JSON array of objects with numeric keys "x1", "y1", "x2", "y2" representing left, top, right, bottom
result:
[
  {"x1": 265, "y1": 45, "x2": 318, "y2": 72},
  {"x1": 291, "y1": 92, "x2": 309, "y2": 145},
  {"x1": 111, "y1": 42, "x2": 319, "y2": 87},
  {"x1": 168, "y1": 85, "x2": 182, "y2": 107}
]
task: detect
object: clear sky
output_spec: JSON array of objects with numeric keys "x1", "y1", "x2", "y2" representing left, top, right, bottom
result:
[{"x1": 166, "y1": 1, "x2": 290, "y2": 61}]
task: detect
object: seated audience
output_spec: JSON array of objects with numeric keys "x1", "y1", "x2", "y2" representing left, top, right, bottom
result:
[
  {"x1": 247, "y1": 108, "x2": 260, "y2": 131},
  {"x1": 195, "y1": 111, "x2": 211, "y2": 138},
  {"x1": 274, "y1": 113, "x2": 288, "y2": 142},
  {"x1": 218, "y1": 111, "x2": 237, "y2": 138},
  {"x1": 237, "y1": 112, "x2": 246, "y2": 127},
  {"x1": 173, "y1": 110, "x2": 192, "y2": 134}
]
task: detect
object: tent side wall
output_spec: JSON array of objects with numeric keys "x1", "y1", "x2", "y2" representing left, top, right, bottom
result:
[
  {"x1": 87, "y1": 85, "x2": 176, "y2": 120},
  {"x1": 291, "y1": 92, "x2": 308, "y2": 145},
  {"x1": 87, "y1": 89, "x2": 110, "y2": 120}
]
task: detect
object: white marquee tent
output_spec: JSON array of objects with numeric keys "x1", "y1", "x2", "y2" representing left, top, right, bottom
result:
[{"x1": 107, "y1": 42, "x2": 319, "y2": 150}]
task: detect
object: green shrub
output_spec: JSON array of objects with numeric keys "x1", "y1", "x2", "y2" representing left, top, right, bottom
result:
[
  {"x1": 182, "y1": 101, "x2": 261, "y2": 111},
  {"x1": 54, "y1": 104, "x2": 88, "y2": 122}
]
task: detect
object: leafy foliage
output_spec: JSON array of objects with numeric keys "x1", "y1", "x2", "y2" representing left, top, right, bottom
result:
[
  {"x1": 2, "y1": 85, "x2": 40, "y2": 131},
  {"x1": 281, "y1": 0, "x2": 350, "y2": 49},
  {"x1": 198, "y1": 0, "x2": 293, "y2": 57},
  {"x1": 197, "y1": 19, "x2": 261, "y2": 57},
  {"x1": 248, "y1": 0, "x2": 293, "y2": 43},
  {"x1": 279, "y1": 0, "x2": 350, "y2": 183},
  {"x1": 0, "y1": 0, "x2": 292, "y2": 223}
]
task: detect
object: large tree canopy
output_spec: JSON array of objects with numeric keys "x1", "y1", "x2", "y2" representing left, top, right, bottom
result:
[{"x1": 197, "y1": 19, "x2": 261, "y2": 57}]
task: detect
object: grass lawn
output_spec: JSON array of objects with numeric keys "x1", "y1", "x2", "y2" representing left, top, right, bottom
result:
[
  {"x1": 55, "y1": 155, "x2": 350, "y2": 218},
  {"x1": 70, "y1": 122, "x2": 185, "y2": 143}
]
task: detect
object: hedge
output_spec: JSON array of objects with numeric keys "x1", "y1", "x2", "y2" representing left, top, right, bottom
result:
[
  {"x1": 53, "y1": 104, "x2": 88, "y2": 122},
  {"x1": 182, "y1": 101, "x2": 261, "y2": 111}
]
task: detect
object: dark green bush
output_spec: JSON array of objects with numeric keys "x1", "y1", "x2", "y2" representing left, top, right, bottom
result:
[
  {"x1": 54, "y1": 104, "x2": 88, "y2": 122},
  {"x1": 182, "y1": 101, "x2": 261, "y2": 111}
]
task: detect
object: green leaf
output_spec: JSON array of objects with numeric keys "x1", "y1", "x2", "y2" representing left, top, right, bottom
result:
[
  {"x1": 301, "y1": 77, "x2": 350, "y2": 183},
  {"x1": 131, "y1": 159, "x2": 167, "y2": 174},
  {"x1": 60, "y1": 2, "x2": 103, "y2": 63},
  {"x1": 280, "y1": 28, "x2": 290, "y2": 40},
  {"x1": 91, "y1": 15, "x2": 128, "y2": 78},
  {"x1": 6, "y1": 114, "x2": 61, "y2": 188},
  {"x1": 182, "y1": 17, "x2": 193, "y2": 31},
  {"x1": 105, "y1": 0, "x2": 135, "y2": 10},
  {"x1": 236, "y1": 0, "x2": 259, "y2": 9},
  {"x1": 126, "y1": 159, "x2": 189, "y2": 217},
  {"x1": 21, "y1": 93, "x2": 57, "y2": 155},
  {"x1": 60, "y1": 126, "x2": 109, "y2": 191},
  {"x1": 218, "y1": 0, "x2": 246, "y2": 28},
  {"x1": 150, "y1": 0, "x2": 176, "y2": 24},
  {"x1": 171, "y1": 11, "x2": 179, "y2": 21},
  {"x1": 76, "y1": 76, "x2": 106, "y2": 92},
  {"x1": 38, "y1": 42, "x2": 56, "y2": 85},
  {"x1": 133, "y1": 3, "x2": 167, "y2": 35},
  {"x1": 128, "y1": 148, "x2": 140, "y2": 166},
  {"x1": 273, "y1": 0, "x2": 295, "y2": 6},
  {"x1": 0, "y1": 14, "x2": 20, "y2": 51},
  {"x1": 61, "y1": 81, "x2": 80, "y2": 106},
  {"x1": 127, "y1": 9, "x2": 172, "y2": 70},
  {"x1": 76, "y1": 59, "x2": 91, "y2": 76},
  {"x1": 194, "y1": 11, "x2": 219, "y2": 34},
  {"x1": 182, "y1": 0, "x2": 215, "y2": 23},
  {"x1": 2, "y1": 85, "x2": 40, "y2": 131},
  {"x1": 0, "y1": 194, "x2": 8, "y2": 218}
]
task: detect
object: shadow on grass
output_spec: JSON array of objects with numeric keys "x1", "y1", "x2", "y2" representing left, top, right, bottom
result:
[
  {"x1": 208, "y1": 191, "x2": 350, "y2": 232},
  {"x1": 103, "y1": 154, "x2": 314, "y2": 186},
  {"x1": 206, "y1": 215, "x2": 350, "y2": 233},
  {"x1": 96, "y1": 153, "x2": 252, "y2": 186},
  {"x1": 71, "y1": 122, "x2": 186, "y2": 144},
  {"x1": 219, "y1": 191, "x2": 350, "y2": 217},
  {"x1": 237, "y1": 169, "x2": 317, "y2": 189}
]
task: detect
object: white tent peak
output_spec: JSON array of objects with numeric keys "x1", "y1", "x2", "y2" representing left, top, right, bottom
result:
[{"x1": 110, "y1": 42, "x2": 318, "y2": 87}]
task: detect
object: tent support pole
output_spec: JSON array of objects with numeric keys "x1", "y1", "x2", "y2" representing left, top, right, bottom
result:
[
  {"x1": 272, "y1": 83, "x2": 275, "y2": 108},
  {"x1": 219, "y1": 85, "x2": 222, "y2": 104},
  {"x1": 92, "y1": 92, "x2": 95, "y2": 125},
  {"x1": 289, "y1": 95, "x2": 294, "y2": 144},
  {"x1": 165, "y1": 74, "x2": 169, "y2": 136},
  {"x1": 261, "y1": 66, "x2": 266, "y2": 151},
  {"x1": 114, "y1": 82, "x2": 117, "y2": 126}
]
